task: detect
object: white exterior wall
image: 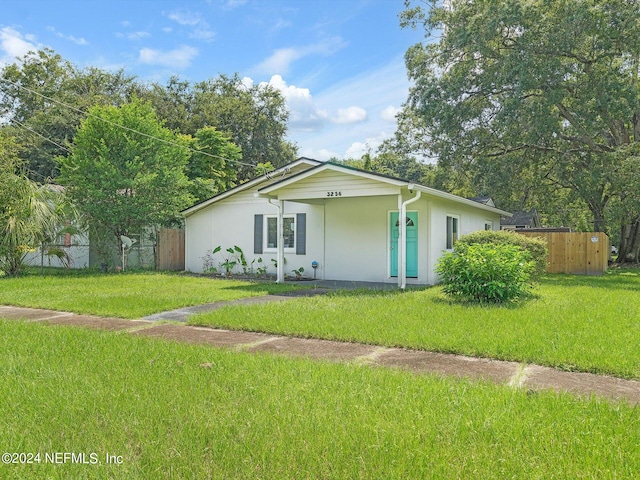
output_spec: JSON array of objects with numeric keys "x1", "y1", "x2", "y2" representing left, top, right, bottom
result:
[
  {"x1": 322, "y1": 194, "x2": 433, "y2": 285},
  {"x1": 185, "y1": 167, "x2": 504, "y2": 285},
  {"x1": 185, "y1": 186, "x2": 323, "y2": 278},
  {"x1": 324, "y1": 196, "x2": 395, "y2": 282},
  {"x1": 426, "y1": 198, "x2": 502, "y2": 284}
]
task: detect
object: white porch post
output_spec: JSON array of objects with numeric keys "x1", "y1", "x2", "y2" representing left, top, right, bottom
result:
[
  {"x1": 400, "y1": 187, "x2": 421, "y2": 290},
  {"x1": 400, "y1": 199, "x2": 407, "y2": 289},
  {"x1": 276, "y1": 199, "x2": 285, "y2": 283},
  {"x1": 397, "y1": 194, "x2": 403, "y2": 288}
]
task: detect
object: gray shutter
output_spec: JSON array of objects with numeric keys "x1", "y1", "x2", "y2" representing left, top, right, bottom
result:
[
  {"x1": 296, "y1": 213, "x2": 306, "y2": 255},
  {"x1": 254, "y1": 214, "x2": 263, "y2": 254}
]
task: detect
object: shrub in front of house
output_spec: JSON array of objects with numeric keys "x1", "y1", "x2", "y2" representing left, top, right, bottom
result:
[
  {"x1": 454, "y1": 230, "x2": 548, "y2": 279},
  {"x1": 436, "y1": 242, "x2": 536, "y2": 303}
]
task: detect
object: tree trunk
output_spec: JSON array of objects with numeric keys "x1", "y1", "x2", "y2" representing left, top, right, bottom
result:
[
  {"x1": 592, "y1": 205, "x2": 606, "y2": 233},
  {"x1": 618, "y1": 219, "x2": 640, "y2": 264}
]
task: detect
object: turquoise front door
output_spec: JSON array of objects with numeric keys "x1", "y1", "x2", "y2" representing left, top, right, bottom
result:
[{"x1": 390, "y1": 211, "x2": 418, "y2": 278}]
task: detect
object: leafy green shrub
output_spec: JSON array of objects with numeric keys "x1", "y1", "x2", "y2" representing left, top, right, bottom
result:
[
  {"x1": 455, "y1": 230, "x2": 548, "y2": 279},
  {"x1": 436, "y1": 243, "x2": 536, "y2": 303}
]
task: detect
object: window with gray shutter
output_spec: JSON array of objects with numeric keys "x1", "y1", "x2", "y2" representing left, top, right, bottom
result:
[
  {"x1": 254, "y1": 214, "x2": 263, "y2": 254},
  {"x1": 296, "y1": 213, "x2": 306, "y2": 255}
]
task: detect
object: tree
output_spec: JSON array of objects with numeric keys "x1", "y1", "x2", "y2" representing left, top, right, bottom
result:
[
  {"x1": 186, "y1": 126, "x2": 241, "y2": 203},
  {"x1": 147, "y1": 74, "x2": 298, "y2": 182},
  {"x1": 58, "y1": 98, "x2": 193, "y2": 259},
  {"x1": 0, "y1": 49, "x2": 141, "y2": 181},
  {"x1": 143, "y1": 76, "x2": 194, "y2": 133},
  {"x1": 399, "y1": 0, "x2": 640, "y2": 260},
  {"x1": 190, "y1": 74, "x2": 297, "y2": 180}
]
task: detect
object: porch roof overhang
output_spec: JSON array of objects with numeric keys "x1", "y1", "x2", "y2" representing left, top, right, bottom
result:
[
  {"x1": 255, "y1": 162, "x2": 512, "y2": 217},
  {"x1": 256, "y1": 162, "x2": 405, "y2": 201}
]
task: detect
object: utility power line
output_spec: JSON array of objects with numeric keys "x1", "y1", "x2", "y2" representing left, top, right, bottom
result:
[
  {"x1": 10, "y1": 117, "x2": 72, "y2": 155},
  {"x1": 0, "y1": 78, "x2": 260, "y2": 170}
]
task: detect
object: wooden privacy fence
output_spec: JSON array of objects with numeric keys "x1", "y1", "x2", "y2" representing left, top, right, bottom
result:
[
  {"x1": 158, "y1": 228, "x2": 185, "y2": 271},
  {"x1": 517, "y1": 231, "x2": 609, "y2": 275}
]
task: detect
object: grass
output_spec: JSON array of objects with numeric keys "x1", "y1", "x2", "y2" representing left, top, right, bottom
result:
[
  {"x1": 0, "y1": 320, "x2": 638, "y2": 479},
  {"x1": 0, "y1": 270, "x2": 308, "y2": 318},
  {"x1": 1, "y1": 269, "x2": 639, "y2": 378},
  {"x1": 190, "y1": 270, "x2": 640, "y2": 379}
]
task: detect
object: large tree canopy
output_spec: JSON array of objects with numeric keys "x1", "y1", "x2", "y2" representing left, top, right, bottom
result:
[
  {"x1": 1, "y1": 51, "x2": 292, "y2": 186},
  {"x1": 146, "y1": 73, "x2": 298, "y2": 180},
  {"x1": 58, "y1": 98, "x2": 193, "y2": 248},
  {"x1": 398, "y1": 0, "x2": 640, "y2": 260},
  {"x1": 0, "y1": 49, "x2": 141, "y2": 181}
]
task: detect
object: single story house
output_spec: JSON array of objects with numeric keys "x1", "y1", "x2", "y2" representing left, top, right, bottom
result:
[
  {"x1": 183, "y1": 158, "x2": 511, "y2": 287},
  {"x1": 501, "y1": 208, "x2": 541, "y2": 230}
]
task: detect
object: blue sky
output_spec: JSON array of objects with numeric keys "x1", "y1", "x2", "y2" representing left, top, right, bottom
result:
[
  {"x1": 1, "y1": 0, "x2": 423, "y2": 160},
  {"x1": 0, "y1": 0, "x2": 421, "y2": 160}
]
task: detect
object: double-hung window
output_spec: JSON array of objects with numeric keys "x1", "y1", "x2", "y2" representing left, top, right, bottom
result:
[
  {"x1": 254, "y1": 213, "x2": 306, "y2": 255},
  {"x1": 446, "y1": 215, "x2": 459, "y2": 250},
  {"x1": 266, "y1": 216, "x2": 295, "y2": 249}
]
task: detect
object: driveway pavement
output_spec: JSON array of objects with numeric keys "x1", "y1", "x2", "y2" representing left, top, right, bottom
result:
[{"x1": 1, "y1": 304, "x2": 639, "y2": 405}]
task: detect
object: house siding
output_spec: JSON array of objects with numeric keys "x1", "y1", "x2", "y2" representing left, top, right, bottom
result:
[
  {"x1": 184, "y1": 160, "x2": 506, "y2": 285},
  {"x1": 273, "y1": 169, "x2": 401, "y2": 200},
  {"x1": 185, "y1": 193, "x2": 323, "y2": 277}
]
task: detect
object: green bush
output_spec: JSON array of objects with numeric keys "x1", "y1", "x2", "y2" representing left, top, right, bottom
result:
[
  {"x1": 436, "y1": 243, "x2": 536, "y2": 303},
  {"x1": 455, "y1": 230, "x2": 548, "y2": 279}
]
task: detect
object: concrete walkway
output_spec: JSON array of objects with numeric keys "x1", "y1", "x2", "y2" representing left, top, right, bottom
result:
[{"x1": 1, "y1": 304, "x2": 639, "y2": 405}]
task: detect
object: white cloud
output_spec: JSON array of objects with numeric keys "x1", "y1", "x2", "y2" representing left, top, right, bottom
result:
[
  {"x1": 0, "y1": 27, "x2": 40, "y2": 63},
  {"x1": 287, "y1": 57, "x2": 411, "y2": 160},
  {"x1": 345, "y1": 131, "x2": 390, "y2": 158},
  {"x1": 272, "y1": 18, "x2": 292, "y2": 32},
  {"x1": 333, "y1": 106, "x2": 367, "y2": 125},
  {"x1": 255, "y1": 48, "x2": 299, "y2": 75},
  {"x1": 259, "y1": 74, "x2": 328, "y2": 132},
  {"x1": 138, "y1": 45, "x2": 199, "y2": 69},
  {"x1": 46, "y1": 26, "x2": 88, "y2": 45},
  {"x1": 299, "y1": 147, "x2": 339, "y2": 161},
  {"x1": 253, "y1": 36, "x2": 345, "y2": 76},
  {"x1": 241, "y1": 76, "x2": 254, "y2": 89},
  {"x1": 380, "y1": 105, "x2": 401, "y2": 122},
  {"x1": 191, "y1": 28, "x2": 216, "y2": 42},
  {"x1": 345, "y1": 142, "x2": 368, "y2": 158},
  {"x1": 116, "y1": 31, "x2": 150, "y2": 41},
  {"x1": 209, "y1": 0, "x2": 248, "y2": 10},
  {"x1": 164, "y1": 10, "x2": 215, "y2": 42},
  {"x1": 166, "y1": 11, "x2": 202, "y2": 26}
]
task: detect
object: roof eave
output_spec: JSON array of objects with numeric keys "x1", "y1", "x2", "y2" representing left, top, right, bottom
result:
[
  {"x1": 182, "y1": 157, "x2": 321, "y2": 217},
  {"x1": 411, "y1": 184, "x2": 512, "y2": 216}
]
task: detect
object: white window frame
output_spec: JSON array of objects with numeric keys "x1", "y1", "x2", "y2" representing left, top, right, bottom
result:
[
  {"x1": 485, "y1": 221, "x2": 493, "y2": 231},
  {"x1": 264, "y1": 215, "x2": 296, "y2": 252},
  {"x1": 446, "y1": 215, "x2": 460, "y2": 250}
]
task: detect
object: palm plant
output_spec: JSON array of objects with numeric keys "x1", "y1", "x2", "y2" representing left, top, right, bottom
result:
[{"x1": 0, "y1": 176, "x2": 71, "y2": 276}]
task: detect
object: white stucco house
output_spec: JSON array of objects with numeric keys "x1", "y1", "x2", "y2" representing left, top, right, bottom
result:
[{"x1": 183, "y1": 157, "x2": 511, "y2": 287}]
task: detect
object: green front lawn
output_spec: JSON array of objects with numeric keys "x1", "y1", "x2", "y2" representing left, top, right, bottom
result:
[
  {"x1": 190, "y1": 271, "x2": 640, "y2": 379},
  {"x1": 0, "y1": 321, "x2": 637, "y2": 479},
  {"x1": 0, "y1": 271, "x2": 306, "y2": 318},
  {"x1": 1, "y1": 269, "x2": 638, "y2": 379}
]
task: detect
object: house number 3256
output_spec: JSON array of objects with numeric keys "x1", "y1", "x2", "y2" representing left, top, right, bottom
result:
[{"x1": 326, "y1": 191, "x2": 342, "y2": 197}]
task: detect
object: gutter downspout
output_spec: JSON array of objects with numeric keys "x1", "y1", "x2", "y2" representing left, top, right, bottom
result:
[
  {"x1": 400, "y1": 186, "x2": 421, "y2": 290},
  {"x1": 268, "y1": 199, "x2": 285, "y2": 283}
]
